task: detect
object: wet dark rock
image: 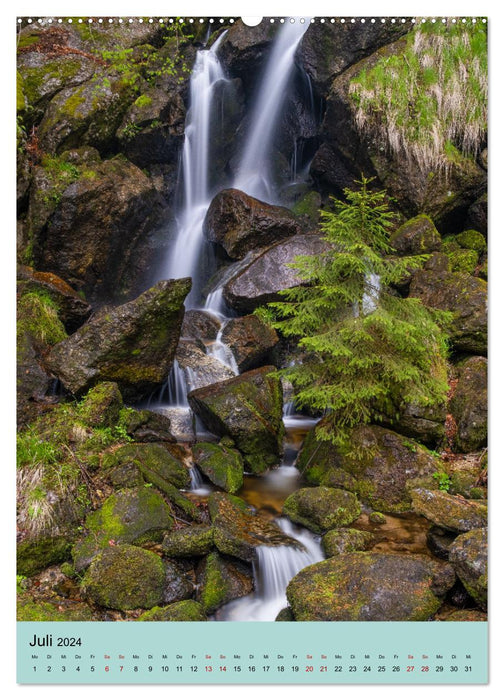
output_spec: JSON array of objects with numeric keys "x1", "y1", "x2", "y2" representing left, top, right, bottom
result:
[
  {"x1": 17, "y1": 265, "x2": 92, "y2": 333},
  {"x1": 426, "y1": 526, "x2": 457, "y2": 560},
  {"x1": 46, "y1": 279, "x2": 190, "y2": 400},
  {"x1": 223, "y1": 233, "x2": 330, "y2": 313},
  {"x1": 118, "y1": 408, "x2": 175, "y2": 443},
  {"x1": 163, "y1": 560, "x2": 194, "y2": 604},
  {"x1": 196, "y1": 551, "x2": 253, "y2": 614},
  {"x1": 220, "y1": 315, "x2": 279, "y2": 372},
  {"x1": 181, "y1": 310, "x2": 221, "y2": 343},
  {"x1": 32, "y1": 158, "x2": 166, "y2": 302},
  {"x1": 409, "y1": 270, "x2": 487, "y2": 355},
  {"x1": 287, "y1": 553, "x2": 456, "y2": 621},
  {"x1": 465, "y1": 193, "x2": 487, "y2": 236},
  {"x1": 449, "y1": 528, "x2": 487, "y2": 609},
  {"x1": 204, "y1": 188, "x2": 304, "y2": 259},
  {"x1": 282, "y1": 486, "x2": 361, "y2": 534},
  {"x1": 188, "y1": 366, "x2": 284, "y2": 474},
  {"x1": 106, "y1": 443, "x2": 190, "y2": 490},
  {"x1": 449, "y1": 356, "x2": 487, "y2": 452},
  {"x1": 80, "y1": 544, "x2": 166, "y2": 611},
  {"x1": 218, "y1": 21, "x2": 278, "y2": 95},
  {"x1": 411, "y1": 488, "x2": 487, "y2": 533}
]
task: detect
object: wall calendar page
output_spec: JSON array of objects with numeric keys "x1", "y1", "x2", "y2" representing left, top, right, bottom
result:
[{"x1": 15, "y1": 10, "x2": 489, "y2": 687}]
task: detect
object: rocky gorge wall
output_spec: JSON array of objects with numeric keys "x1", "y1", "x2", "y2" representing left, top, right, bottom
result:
[{"x1": 16, "y1": 17, "x2": 487, "y2": 623}]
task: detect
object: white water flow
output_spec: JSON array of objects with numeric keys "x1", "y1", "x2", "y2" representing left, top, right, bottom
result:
[
  {"x1": 216, "y1": 518, "x2": 323, "y2": 621},
  {"x1": 206, "y1": 323, "x2": 239, "y2": 375},
  {"x1": 233, "y1": 19, "x2": 310, "y2": 202},
  {"x1": 165, "y1": 32, "x2": 228, "y2": 303},
  {"x1": 165, "y1": 359, "x2": 189, "y2": 408}
]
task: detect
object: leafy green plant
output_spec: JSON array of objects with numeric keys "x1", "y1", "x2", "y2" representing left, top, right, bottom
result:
[
  {"x1": 268, "y1": 177, "x2": 451, "y2": 446},
  {"x1": 349, "y1": 21, "x2": 487, "y2": 174},
  {"x1": 433, "y1": 470, "x2": 452, "y2": 492}
]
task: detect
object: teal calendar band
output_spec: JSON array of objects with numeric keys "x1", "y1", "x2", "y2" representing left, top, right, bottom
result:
[{"x1": 17, "y1": 621, "x2": 488, "y2": 684}]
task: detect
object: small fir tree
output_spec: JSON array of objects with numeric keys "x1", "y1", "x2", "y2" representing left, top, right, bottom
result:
[{"x1": 267, "y1": 177, "x2": 450, "y2": 445}]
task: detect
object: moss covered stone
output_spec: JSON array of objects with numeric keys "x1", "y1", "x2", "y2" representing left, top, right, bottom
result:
[
  {"x1": 209, "y1": 493, "x2": 301, "y2": 562},
  {"x1": 298, "y1": 422, "x2": 440, "y2": 513},
  {"x1": 110, "y1": 443, "x2": 190, "y2": 489},
  {"x1": 162, "y1": 526, "x2": 214, "y2": 557},
  {"x1": 72, "y1": 487, "x2": 174, "y2": 571},
  {"x1": 80, "y1": 544, "x2": 166, "y2": 611},
  {"x1": 196, "y1": 551, "x2": 253, "y2": 614},
  {"x1": 138, "y1": 600, "x2": 207, "y2": 621},
  {"x1": 275, "y1": 607, "x2": 295, "y2": 621},
  {"x1": 188, "y1": 366, "x2": 284, "y2": 474},
  {"x1": 286, "y1": 553, "x2": 456, "y2": 621},
  {"x1": 449, "y1": 528, "x2": 487, "y2": 609},
  {"x1": 46, "y1": 279, "x2": 191, "y2": 400},
  {"x1": 17, "y1": 594, "x2": 96, "y2": 621},
  {"x1": 449, "y1": 249, "x2": 479, "y2": 274},
  {"x1": 369, "y1": 512, "x2": 387, "y2": 524},
  {"x1": 291, "y1": 190, "x2": 322, "y2": 223},
  {"x1": 390, "y1": 214, "x2": 442, "y2": 255},
  {"x1": 283, "y1": 487, "x2": 361, "y2": 534},
  {"x1": 17, "y1": 535, "x2": 73, "y2": 577},
  {"x1": 456, "y1": 229, "x2": 487, "y2": 254},
  {"x1": 118, "y1": 407, "x2": 174, "y2": 443},
  {"x1": 322, "y1": 528, "x2": 374, "y2": 557},
  {"x1": 411, "y1": 488, "x2": 487, "y2": 533},
  {"x1": 449, "y1": 356, "x2": 487, "y2": 453},
  {"x1": 78, "y1": 382, "x2": 123, "y2": 428},
  {"x1": 193, "y1": 442, "x2": 244, "y2": 493}
]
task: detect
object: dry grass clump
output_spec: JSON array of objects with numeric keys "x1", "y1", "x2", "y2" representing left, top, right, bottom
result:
[{"x1": 349, "y1": 21, "x2": 487, "y2": 174}]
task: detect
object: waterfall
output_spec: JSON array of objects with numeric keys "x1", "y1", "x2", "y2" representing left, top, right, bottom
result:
[
  {"x1": 164, "y1": 31, "x2": 228, "y2": 304},
  {"x1": 216, "y1": 517, "x2": 323, "y2": 621},
  {"x1": 165, "y1": 359, "x2": 189, "y2": 408},
  {"x1": 206, "y1": 324, "x2": 239, "y2": 375},
  {"x1": 233, "y1": 19, "x2": 310, "y2": 202}
]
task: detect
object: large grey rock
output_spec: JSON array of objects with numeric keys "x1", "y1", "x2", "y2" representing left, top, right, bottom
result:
[
  {"x1": 411, "y1": 488, "x2": 487, "y2": 533},
  {"x1": 223, "y1": 234, "x2": 330, "y2": 313},
  {"x1": 449, "y1": 356, "x2": 487, "y2": 452},
  {"x1": 46, "y1": 279, "x2": 190, "y2": 400},
  {"x1": 220, "y1": 314, "x2": 279, "y2": 372},
  {"x1": 449, "y1": 528, "x2": 487, "y2": 608},
  {"x1": 282, "y1": 487, "x2": 361, "y2": 534}
]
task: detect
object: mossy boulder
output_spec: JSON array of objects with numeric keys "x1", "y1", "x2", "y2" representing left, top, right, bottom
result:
[
  {"x1": 46, "y1": 279, "x2": 191, "y2": 400},
  {"x1": 162, "y1": 526, "x2": 214, "y2": 557},
  {"x1": 220, "y1": 315, "x2": 279, "y2": 372},
  {"x1": 209, "y1": 493, "x2": 301, "y2": 562},
  {"x1": 298, "y1": 422, "x2": 440, "y2": 513},
  {"x1": 192, "y1": 442, "x2": 244, "y2": 493},
  {"x1": 108, "y1": 443, "x2": 190, "y2": 490},
  {"x1": 282, "y1": 487, "x2": 361, "y2": 534},
  {"x1": 409, "y1": 269, "x2": 487, "y2": 354},
  {"x1": 138, "y1": 600, "x2": 207, "y2": 621},
  {"x1": 17, "y1": 265, "x2": 92, "y2": 333},
  {"x1": 78, "y1": 382, "x2": 123, "y2": 428},
  {"x1": 117, "y1": 407, "x2": 174, "y2": 443},
  {"x1": 188, "y1": 366, "x2": 284, "y2": 474},
  {"x1": 17, "y1": 535, "x2": 73, "y2": 577},
  {"x1": 390, "y1": 214, "x2": 442, "y2": 255},
  {"x1": 411, "y1": 488, "x2": 487, "y2": 533},
  {"x1": 322, "y1": 528, "x2": 374, "y2": 557},
  {"x1": 286, "y1": 553, "x2": 456, "y2": 621},
  {"x1": 449, "y1": 528, "x2": 487, "y2": 609},
  {"x1": 37, "y1": 75, "x2": 136, "y2": 155},
  {"x1": 203, "y1": 188, "x2": 304, "y2": 260},
  {"x1": 17, "y1": 594, "x2": 96, "y2": 621},
  {"x1": 176, "y1": 340, "x2": 235, "y2": 390},
  {"x1": 449, "y1": 249, "x2": 478, "y2": 274},
  {"x1": 196, "y1": 552, "x2": 253, "y2": 614},
  {"x1": 80, "y1": 544, "x2": 166, "y2": 611},
  {"x1": 32, "y1": 157, "x2": 165, "y2": 302},
  {"x1": 449, "y1": 357, "x2": 487, "y2": 453},
  {"x1": 72, "y1": 487, "x2": 174, "y2": 571},
  {"x1": 456, "y1": 229, "x2": 487, "y2": 254}
]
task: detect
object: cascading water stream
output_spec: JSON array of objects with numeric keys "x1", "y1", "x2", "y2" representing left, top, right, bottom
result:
[
  {"x1": 216, "y1": 518, "x2": 323, "y2": 621},
  {"x1": 164, "y1": 31, "x2": 228, "y2": 305},
  {"x1": 232, "y1": 19, "x2": 311, "y2": 202}
]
